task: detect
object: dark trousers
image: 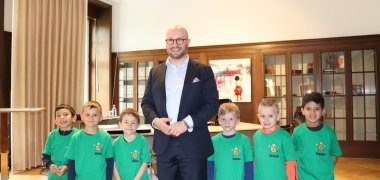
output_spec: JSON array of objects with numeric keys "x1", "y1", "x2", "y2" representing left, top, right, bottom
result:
[{"x1": 156, "y1": 138, "x2": 207, "y2": 180}]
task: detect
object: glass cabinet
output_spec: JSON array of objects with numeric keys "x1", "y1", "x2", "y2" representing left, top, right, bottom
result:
[
  {"x1": 291, "y1": 53, "x2": 314, "y2": 126},
  {"x1": 118, "y1": 60, "x2": 154, "y2": 124},
  {"x1": 351, "y1": 49, "x2": 377, "y2": 141},
  {"x1": 264, "y1": 54, "x2": 287, "y2": 125},
  {"x1": 119, "y1": 62, "x2": 134, "y2": 111},
  {"x1": 321, "y1": 51, "x2": 347, "y2": 140}
]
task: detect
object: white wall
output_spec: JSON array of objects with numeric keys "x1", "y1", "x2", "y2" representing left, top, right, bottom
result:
[
  {"x1": 3, "y1": 0, "x2": 12, "y2": 32},
  {"x1": 112, "y1": 0, "x2": 380, "y2": 52}
]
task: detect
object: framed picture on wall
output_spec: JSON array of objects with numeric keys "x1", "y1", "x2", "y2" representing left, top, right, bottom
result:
[{"x1": 209, "y1": 58, "x2": 252, "y2": 102}]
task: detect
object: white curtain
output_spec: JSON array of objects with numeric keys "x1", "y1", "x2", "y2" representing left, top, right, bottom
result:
[{"x1": 11, "y1": 0, "x2": 86, "y2": 171}]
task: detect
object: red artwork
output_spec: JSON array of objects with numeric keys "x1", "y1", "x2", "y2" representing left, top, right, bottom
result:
[{"x1": 234, "y1": 75, "x2": 243, "y2": 101}]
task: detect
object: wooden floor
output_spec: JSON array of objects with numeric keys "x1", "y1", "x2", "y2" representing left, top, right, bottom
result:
[
  {"x1": 5, "y1": 157, "x2": 380, "y2": 180},
  {"x1": 335, "y1": 157, "x2": 380, "y2": 180}
]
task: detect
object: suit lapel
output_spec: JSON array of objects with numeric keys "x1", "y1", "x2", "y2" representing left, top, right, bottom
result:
[
  {"x1": 178, "y1": 60, "x2": 198, "y2": 118},
  {"x1": 157, "y1": 63, "x2": 168, "y2": 117}
]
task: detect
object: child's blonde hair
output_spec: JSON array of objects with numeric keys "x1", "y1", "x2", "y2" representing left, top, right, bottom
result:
[
  {"x1": 118, "y1": 108, "x2": 140, "y2": 124},
  {"x1": 218, "y1": 103, "x2": 240, "y2": 119},
  {"x1": 82, "y1": 101, "x2": 102, "y2": 114},
  {"x1": 258, "y1": 98, "x2": 279, "y2": 114}
]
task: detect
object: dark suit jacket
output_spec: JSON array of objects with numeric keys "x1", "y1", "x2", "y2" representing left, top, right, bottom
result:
[{"x1": 141, "y1": 59, "x2": 219, "y2": 158}]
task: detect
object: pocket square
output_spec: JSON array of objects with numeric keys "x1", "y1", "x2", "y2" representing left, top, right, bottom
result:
[{"x1": 192, "y1": 77, "x2": 200, "y2": 83}]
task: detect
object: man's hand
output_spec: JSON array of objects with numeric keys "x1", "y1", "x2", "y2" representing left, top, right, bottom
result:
[
  {"x1": 154, "y1": 118, "x2": 172, "y2": 135},
  {"x1": 56, "y1": 165, "x2": 68, "y2": 176},
  {"x1": 49, "y1": 164, "x2": 58, "y2": 174},
  {"x1": 169, "y1": 121, "x2": 188, "y2": 137}
]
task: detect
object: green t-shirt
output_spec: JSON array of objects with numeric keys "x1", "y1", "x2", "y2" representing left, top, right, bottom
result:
[
  {"x1": 43, "y1": 128, "x2": 78, "y2": 180},
  {"x1": 113, "y1": 133, "x2": 151, "y2": 180},
  {"x1": 65, "y1": 128, "x2": 113, "y2": 180},
  {"x1": 292, "y1": 123, "x2": 342, "y2": 180},
  {"x1": 208, "y1": 132, "x2": 253, "y2": 180},
  {"x1": 253, "y1": 128, "x2": 297, "y2": 180}
]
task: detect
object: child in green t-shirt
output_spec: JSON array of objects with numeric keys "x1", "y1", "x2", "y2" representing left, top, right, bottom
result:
[
  {"x1": 292, "y1": 92, "x2": 342, "y2": 179},
  {"x1": 113, "y1": 108, "x2": 151, "y2": 180},
  {"x1": 65, "y1": 101, "x2": 114, "y2": 180},
  {"x1": 42, "y1": 104, "x2": 78, "y2": 180},
  {"x1": 207, "y1": 103, "x2": 253, "y2": 180},
  {"x1": 253, "y1": 98, "x2": 297, "y2": 180}
]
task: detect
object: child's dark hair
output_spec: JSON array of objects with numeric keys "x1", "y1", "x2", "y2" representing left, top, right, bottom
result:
[
  {"x1": 302, "y1": 92, "x2": 324, "y2": 109},
  {"x1": 119, "y1": 108, "x2": 140, "y2": 124},
  {"x1": 55, "y1": 104, "x2": 76, "y2": 116}
]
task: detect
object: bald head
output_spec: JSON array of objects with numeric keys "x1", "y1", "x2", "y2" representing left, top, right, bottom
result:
[
  {"x1": 166, "y1": 25, "x2": 189, "y2": 39},
  {"x1": 165, "y1": 25, "x2": 190, "y2": 62}
]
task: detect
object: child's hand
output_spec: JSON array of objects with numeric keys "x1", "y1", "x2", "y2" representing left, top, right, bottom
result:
[
  {"x1": 49, "y1": 164, "x2": 58, "y2": 174},
  {"x1": 56, "y1": 165, "x2": 68, "y2": 176}
]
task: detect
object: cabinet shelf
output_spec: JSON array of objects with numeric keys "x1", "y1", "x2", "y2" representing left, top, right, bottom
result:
[
  {"x1": 323, "y1": 69, "x2": 345, "y2": 73},
  {"x1": 291, "y1": 73, "x2": 313, "y2": 76},
  {"x1": 117, "y1": 60, "x2": 155, "y2": 124}
]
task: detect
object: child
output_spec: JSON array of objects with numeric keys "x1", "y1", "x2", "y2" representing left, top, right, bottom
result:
[
  {"x1": 113, "y1": 108, "x2": 151, "y2": 180},
  {"x1": 253, "y1": 98, "x2": 297, "y2": 179},
  {"x1": 207, "y1": 103, "x2": 253, "y2": 180},
  {"x1": 292, "y1": 92, "x2": 342, "y2": 179},
  {"x1": 65, "y1": 101, "x2": 114, "y2": 180},
  {"x1": 42, "y1": 104, "x2": 78, "y2": 180}
]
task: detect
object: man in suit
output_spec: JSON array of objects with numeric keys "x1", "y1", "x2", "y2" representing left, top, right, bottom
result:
[{"x1": 141, "y1": 25, "x2": 219, "y2": 180}]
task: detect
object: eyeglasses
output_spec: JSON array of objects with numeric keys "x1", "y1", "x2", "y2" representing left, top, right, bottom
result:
[{"x1": 165, "y1": 39, "x2": 187, "y2": 45}]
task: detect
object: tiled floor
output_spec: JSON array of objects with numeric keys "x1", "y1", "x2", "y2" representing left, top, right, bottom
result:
[{"x1": 6, "y1": 157, "x2": 380, "y2": 180}]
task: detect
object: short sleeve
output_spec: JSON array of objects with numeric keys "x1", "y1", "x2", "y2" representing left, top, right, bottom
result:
[
  {"x1": 252, "y1": 133, "x2": 257, "y2": 158},
  {"x1": 291, "y1": 128, "x2": 299, "y2": 151},
  {"x1": 112, "y1": 137, "x2": 119, "y2": 162},
  {"x1": 104, "y1": 135, "x2": 114, "y2": 158},
  {"x1": 65, "y1": 135, "x2": 76, "y2": 160},
  {"x1": 283, "y1": 133, "x2": 297, "y2": 161},
  {"x1": 243, "y1": 136, "x2": 253, "y2": 162},
  {"x1": 43, "y1": 132, "x2": 53, "y2": 155},
  {"x1": 207, "y1": 153, "x2": 214, "y2": 161},
  {"x1": 141, "y1": 138, "x2": 152, "y2": 163},
  {"x1": 330, "y1": 131, "x2": 342, "y2": 157}
]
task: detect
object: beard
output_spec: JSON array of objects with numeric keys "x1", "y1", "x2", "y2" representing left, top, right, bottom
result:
[{"x1": 167, "y1": 47, "x2": 188, "y2": 60}]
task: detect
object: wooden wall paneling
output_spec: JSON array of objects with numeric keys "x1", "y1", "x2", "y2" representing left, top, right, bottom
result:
[
  {"x1": 89, "y1": 18, "x2": 96, "y2": 104},
  {"x1": 88, "y1": 1, "x2": 112, "y2": 114},
  {"x1": 0, "y1": 0, "x2": 3, "y2": 52},
  {"x1": 345, "y1": 48, "x2": 353, "y2": 143},
  {"x1": 114, "y1": 34, "x2": 380, "y2": 158},
  {"x1": 377, "y1": 44, "x2": 380, "y2": 145},
  {"x1": 99, "y1": 6, "x2": 112, "y2": 112},
  {"x1": 285, "y1": 52, "x2": 293, "y2": 125},
  {"x1": 111, "y1": 53, "x2": 118, "y2": 108},
  {"x1": 314, "y1": 50, "x2": 322, "y2": 93},
  {"x1": 0, "y1": 32, "x2": 11, "y2": 153},
  {"x1": 1, "y1": 32, "x2": 12, "y2": 162},
  {"x1": 1, "y1": 0, "x2": 11, "y2": 167},
  {"x1": 252, "y1": 49, "x2": 264, "y2": 124},
  {"x1": 0, "y1": 0, "x2": 5, "y2": 155},
  {"x1": 199, "y1": 52, "x2": 207, "y2": 64}
]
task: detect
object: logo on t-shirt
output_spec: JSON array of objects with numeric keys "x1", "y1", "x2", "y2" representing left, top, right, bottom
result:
[
  {"x1": 315, "y1": 141, "x2": 326, "y2": 156},
  {"x1": 131, "y1": 150, "x2": 140, "y2": 162},
  {"x1": 232, "y1": 147, "x2": 241, "y2": 160},
  {"x1": 94, "y1": 142, "x2": 103, "y2": 155},
  {"x1": 270, "y1": 144, "x2": 277, "y2": 153},
  {"x1": 317, "y1": 142, "x2": 325, "y2": 151},
  {"x1": 268, "y1": 144, "x2": 280, "y2": 158}
]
